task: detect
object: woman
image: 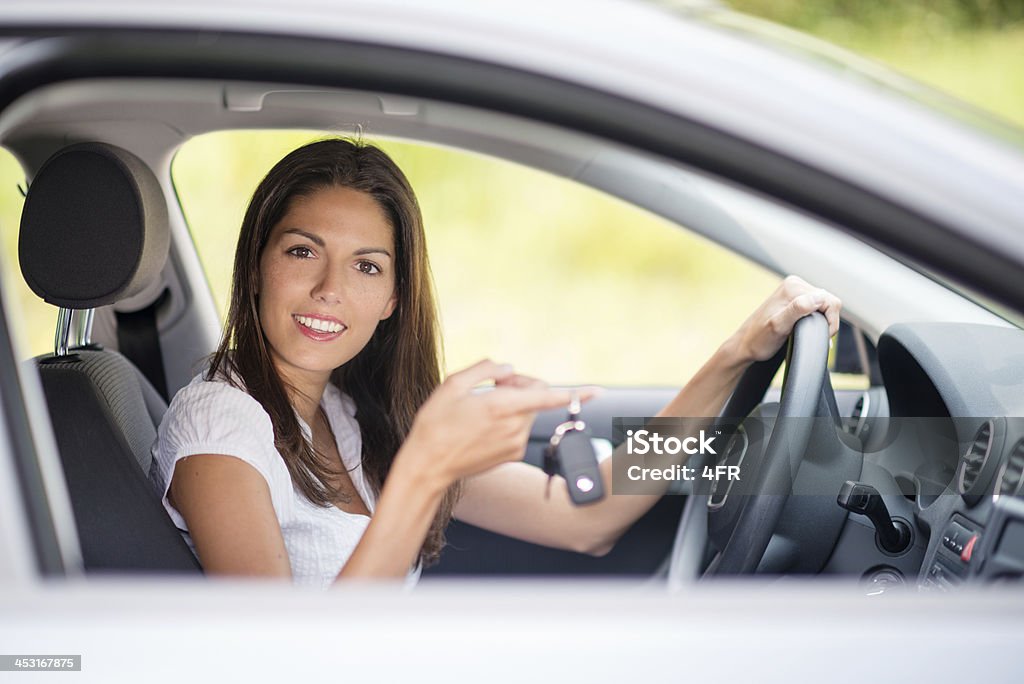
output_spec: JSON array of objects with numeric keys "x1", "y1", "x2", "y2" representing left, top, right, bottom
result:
[{"x1": 150, "y1": 139, "x2": 841, "y2": 587}]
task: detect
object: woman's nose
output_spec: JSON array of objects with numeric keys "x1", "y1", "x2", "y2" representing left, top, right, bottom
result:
[{"x1": 310, "y1": 266, "x2": 344, "y2": 304}]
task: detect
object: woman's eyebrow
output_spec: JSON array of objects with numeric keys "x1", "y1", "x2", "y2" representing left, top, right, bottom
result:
[
  {"x1": 354, "y1": 247, "x2": 393, "y2": 259},
  {"x1": 282, "y1": 228, "x2": 324, "y2": 247}
]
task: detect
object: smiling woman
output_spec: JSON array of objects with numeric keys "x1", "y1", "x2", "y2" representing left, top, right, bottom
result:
[
  {"x1": 150, "y1": 136, "x2": 839, "y2": 586},
  {"x1": 152, "y1": 139, "x2": 587, "y2": 583},
  {"x1": 207, "y1": 145, "x2": 416, "y2": 528}
]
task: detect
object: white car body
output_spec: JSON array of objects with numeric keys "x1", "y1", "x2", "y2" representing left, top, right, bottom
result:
[{"x1": 0, "y1": 1, "x2": 1023, "y2": 681}]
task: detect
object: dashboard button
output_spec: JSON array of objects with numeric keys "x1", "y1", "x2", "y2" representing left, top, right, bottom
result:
[{"x1": 960, "y1": 534, "x2": 979, "y2": 563}]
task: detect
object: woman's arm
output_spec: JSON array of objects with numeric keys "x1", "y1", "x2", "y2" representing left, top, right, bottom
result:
[
  {"x1": 339, "y1": 359, "x2": 597, "y2": 579},
  {"x1": 454, "y1": 276, "x2": 842, "y2": 555},
  {"x1": 170, "y1": 454, "x2": 292, "y2": 576},
  {"x1": 332, "y1": 449, "x2": 448, "y2": 578},
  {"x1": 171, "y1": 360, "x2": 595, "y2": 581},
  {"x1": 171, "y1": 450, "x2": 446, "y2": 580},
  {"x1": 453, "y1": 339, "x2": 745, "y2": 555}
]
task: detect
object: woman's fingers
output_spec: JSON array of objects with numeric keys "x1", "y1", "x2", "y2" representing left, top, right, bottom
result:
[
  {"x1": 484, "y1": 387, "x2": 577, "y2": 415},
  {"x1": 433, "y1": 362, "x2": 602, "y2": 423},
  {"x1": 485, "y1": 384, "x2": 602, "y2": 416},
  {"x1": 445, "y1": 358, "x2": 516, "y2": 390},
  {"x1": 494, "y1": 373, "x2": 547, "y2": 390},
  {"x1": 736, "y1": 277, "x2": 843, "y2": 362},
  {"x1": 425, "y1": 364, "x2": 606, "y2": 476},
  {"x1": 771, "y1": 284, "x2": 842, "y2": 339},
  {"x1": 769, "y1": 292, "x2": 819, "y2": 337},
  {"x1": 822, "y1": 292, "x2": 842, "y2": 337}
]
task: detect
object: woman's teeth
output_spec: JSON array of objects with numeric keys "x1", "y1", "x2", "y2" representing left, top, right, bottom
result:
[{"x1": 294, "y1": 315, "x2": 344, "y2": 333}]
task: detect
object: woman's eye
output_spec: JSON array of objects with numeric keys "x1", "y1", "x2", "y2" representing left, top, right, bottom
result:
[
  {"x1": 287, "y1": 246, "x2": 314, "y2": 259},
  {"x1": 356, "y1": 261, "x2": 382, "y2": 275}
]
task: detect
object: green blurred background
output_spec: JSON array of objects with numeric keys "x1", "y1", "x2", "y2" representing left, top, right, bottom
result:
[
  {"x1": 730, "y1": 0, "x2": 1024, "y2": 125},
  {"x1": 1, "y1": 0, "x2": 1021, "y2": 386}
]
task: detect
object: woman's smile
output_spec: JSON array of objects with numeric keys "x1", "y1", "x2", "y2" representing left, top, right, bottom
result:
[{"x1": 292, "y1": 313, "x2": 348, "y2": 341}]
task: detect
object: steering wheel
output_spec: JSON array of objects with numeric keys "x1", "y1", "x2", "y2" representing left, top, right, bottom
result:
[{"x1": 667, "y1": 311, "x2": 835, "y2": 583}]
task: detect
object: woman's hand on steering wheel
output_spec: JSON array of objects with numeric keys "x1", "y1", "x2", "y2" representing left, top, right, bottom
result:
[{"x1": 730, "y1": 275, "x2": 842, "y2": 363}]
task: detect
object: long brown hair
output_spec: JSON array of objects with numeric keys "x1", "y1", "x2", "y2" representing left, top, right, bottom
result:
[{"x1": 207, "y1": 138, "x2": 458, "y2": 566}]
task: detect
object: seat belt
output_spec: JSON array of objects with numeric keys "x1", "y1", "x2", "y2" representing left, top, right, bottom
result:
[{"x1": 115, "y1": 288, "x2": 170, "y2": 402}]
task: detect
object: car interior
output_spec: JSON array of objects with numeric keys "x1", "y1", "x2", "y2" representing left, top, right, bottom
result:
[
  {"x1": 18, "y1": 141, "x2": 200, "y2": 574},
  {"x1": 3, "y1": 76, "x2": 1023, "y2": 589}
]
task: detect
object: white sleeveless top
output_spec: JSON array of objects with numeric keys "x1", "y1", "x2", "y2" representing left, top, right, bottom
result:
[{"x1": 149, "y1": 370, "x2": 420, "y2": 589}]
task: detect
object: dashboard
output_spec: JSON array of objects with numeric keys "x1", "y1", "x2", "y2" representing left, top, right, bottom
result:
[{"x1": 873, "y1": 323, "x2": 1024, "y2": 589}]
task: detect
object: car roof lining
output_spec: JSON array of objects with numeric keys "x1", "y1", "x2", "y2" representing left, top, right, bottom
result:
[{"x1": 0, "y1": 77, "x2": 1007, "y2": 339}]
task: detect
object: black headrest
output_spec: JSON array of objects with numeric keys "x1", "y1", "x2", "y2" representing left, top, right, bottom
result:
[{"x1": 19, "y1": 143, "x2": 170, "y2": 310}]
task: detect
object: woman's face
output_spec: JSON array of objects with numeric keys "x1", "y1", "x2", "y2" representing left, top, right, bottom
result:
[{"x1": 257, "y1": 185, "x2": 397, "y2": 391}]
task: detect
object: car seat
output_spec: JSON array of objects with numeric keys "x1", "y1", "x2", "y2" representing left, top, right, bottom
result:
[{"x1": 19, "y1": 142, "x2": 201, "y2": 573}]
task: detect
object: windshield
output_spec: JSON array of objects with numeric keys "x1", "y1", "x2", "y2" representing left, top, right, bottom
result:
[{"x1": 644, "y1": 1, "x2": 1024, "y2": 326}]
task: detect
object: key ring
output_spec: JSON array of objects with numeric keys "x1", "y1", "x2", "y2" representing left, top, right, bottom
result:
[
  {"x1": 549, "y1": 391, "x2": 586, "y2": 449},
  {"x1": 544, "y1": 389, "x2": 604, "y2": 503}
]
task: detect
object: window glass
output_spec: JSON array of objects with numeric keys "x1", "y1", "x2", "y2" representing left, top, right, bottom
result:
[
  {"x1": 0, "y1": 147, "x2": 58, "y2": 359},
  {"x1": 173, "y1": 131, "x2": 781, "y2": 386}
]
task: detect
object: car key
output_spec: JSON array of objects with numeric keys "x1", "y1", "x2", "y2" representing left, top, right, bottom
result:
[{"x1": 543, "y1": 392, "x2": 605, "y2": 505}]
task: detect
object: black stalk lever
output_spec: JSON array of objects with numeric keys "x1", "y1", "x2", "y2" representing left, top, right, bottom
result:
[{"x1": 837, "y1": 481, "x2": 911, "y2": 554}]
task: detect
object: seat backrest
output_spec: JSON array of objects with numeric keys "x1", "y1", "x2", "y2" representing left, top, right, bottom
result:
[{"x1": 19, "y1": 142, "x2": 201, "y2": 573}]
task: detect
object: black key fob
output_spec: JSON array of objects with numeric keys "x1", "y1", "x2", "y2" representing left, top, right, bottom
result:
[{"x1": 555, "y1": 428, "x2": 604, "y2": 505}]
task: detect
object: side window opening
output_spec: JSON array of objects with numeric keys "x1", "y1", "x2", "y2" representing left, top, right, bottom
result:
[
  {"x1": 172, "y1": 130, "x2": 780, "y2": 387},
  {"x1": 0, "y1": 146, "x2": 58, "y2": 359}
]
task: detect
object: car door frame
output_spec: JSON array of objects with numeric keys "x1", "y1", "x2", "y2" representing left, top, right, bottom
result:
[{"x1": 0, "y1": 20, "x2": 1022, "y2": 579}]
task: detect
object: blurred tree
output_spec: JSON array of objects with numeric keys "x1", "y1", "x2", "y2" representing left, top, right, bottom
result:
[{"x1": 729, "y1": 0, "x2": 1024, "y2": 31}]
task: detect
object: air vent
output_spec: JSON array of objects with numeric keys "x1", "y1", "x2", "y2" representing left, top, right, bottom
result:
[
  {"x1": 958, "y1": 421, "x2": 993, "y2": 495},
  {"x1": 843, "y1": 392, "x2": 869, "y2": 437},
  {"x1": 852, "y1": 395, "x2": 864, "y2": 421},
  {"x1": 851, "y1": 392, "x2": 869, "y2": 437},
  {"x1": 995, "y1": 439, "x2": 1024, "y2": 500},
  {"x1": 708, "y1": 426, "x2": 747, "y2": 511}
]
